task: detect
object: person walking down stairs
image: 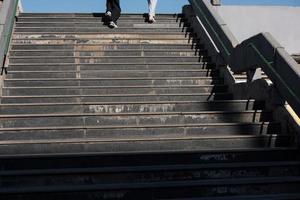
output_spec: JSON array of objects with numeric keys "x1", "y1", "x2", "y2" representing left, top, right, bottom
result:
[
  {"x1": 105, "y1": 0, "x2": 121, "y2": 28},
  {"x1": 148, "y1": 0, "x2": 157, "y2": 23}
]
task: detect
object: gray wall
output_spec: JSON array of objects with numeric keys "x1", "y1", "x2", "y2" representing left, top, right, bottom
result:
[
  {"x1": 0, "y1": 1, "x2": 3, "y2": 14},
  {"x1": 216, "y1": 6, "x2": 300, "y2": 55}
]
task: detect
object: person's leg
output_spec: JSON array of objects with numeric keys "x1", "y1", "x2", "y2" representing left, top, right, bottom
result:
[
  {"x1": 148, "y1": 0, "x2": 157, "y2": 22},
  {"x1": 106, "y1": 0, "x2": 113, "y2": 20},
  {"x1": 111, "y1": 0, "x2": 121, "y2": 23},
  {"x1": 106, "y1": 0, "x2": 112, "y2": 12}
]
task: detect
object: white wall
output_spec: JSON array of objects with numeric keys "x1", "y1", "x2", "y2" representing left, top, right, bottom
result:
[{"x1": 216, "y1": 6, "x2": 300, "y2": 55}]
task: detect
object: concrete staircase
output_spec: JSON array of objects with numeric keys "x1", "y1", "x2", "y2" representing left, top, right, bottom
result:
[{"x1": 0, "y1": 13, "x2": 299, "y2": 199}]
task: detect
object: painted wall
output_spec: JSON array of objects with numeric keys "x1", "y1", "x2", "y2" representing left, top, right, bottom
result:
[{"x1": 216, "y1": 6, "x2": 300, "y2": 55}]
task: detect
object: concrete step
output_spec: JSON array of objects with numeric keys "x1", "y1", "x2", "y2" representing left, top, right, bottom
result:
[
  {"x1": 1, "y1": 148, "x2": 299, "y2": 198},
  {"x1": 0, "y1": 111, "x2": 273, "y2": 129},
  {"x1": 0, "y1": 122, "x2": 278, "y2": 143},
  {"x1": 10, "y1": 49, "x2": 207, "y2": 57},
  {"x1": 15, "y1": 22, "x2": 184, "y2": 28},
  {"x1": 1, "y1": 161, "x2": 299, "y2": 196},
  {"x1": 1, "y1": 148, "x2": 298, "y2": 173},
  {"x1": 14, "y1": 27, "x2": 192, "y2": 33},
  {"x1": 10, "y1": 49, "x2": 204, "y2": 57},
  {"x1": 0, "y1": 134, "x2": 292, "y2": 155},
  {"x1": 18, "y1": 13, "x2": 183, "y2": 19},
  {"x1": 3, "y1": 85, "x2": 228, "y2": 96},
  {"x1": 2, "y1": 179, "x2": 300, "y2": 199},
  {"x1": 4, "y1": 78, "x2": 221, "y2": 87},
  {"x1": 9, "y1": 56, "x2": 209, "y2": 64},
  {"x1": 1, "y1": 93, "x2": 234, "y2": 103},
  {"x1": 12, "y1": 31, "x2": 194, "y2": 39},
  {"x1": 7, "y1": 63, "x2": 214, "y2": 71},
  {"x1": 162, "y1": 194, "x2": 300, "y2": 200},
  {"x1": 17, "y1": 17, "x2": 186, "y2": 23},
  {"x1": 11, "y1": 43, "x2": 202, "y2": 50},
  {"x1": 163, "y1": 194, "x2": 300, "y2": 200},
  {"x1": 12, "y1": 38, "x2": 195, "y2": 45},
  {"x1": 6, "y1": 70, "x2": 216, "y2": 79},
  {"x1": 0, "y1": 100, "x2": 265, "y2": 115}
]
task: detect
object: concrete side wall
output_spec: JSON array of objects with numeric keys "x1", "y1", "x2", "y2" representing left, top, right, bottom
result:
[
  {"x1": 216, "y1": 6, "x2": 300, "y2": 55},
  {"x1": 0, "y1": 0, "x2": 3, "y2": 14}
]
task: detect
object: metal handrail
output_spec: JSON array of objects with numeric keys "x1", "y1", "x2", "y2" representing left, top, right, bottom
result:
[
  {"x1": 0, "y1": 0, "x2": 19, "y2": 74},
  {"x1": 189, "y1": 0, "x2": 239, "y2": 63},
  {"x1": 189, "y1": 0, "x2": 300, "y2": 116},
  {"x1": 190, "y1": 0, "x2": 231, "y2": 56}
]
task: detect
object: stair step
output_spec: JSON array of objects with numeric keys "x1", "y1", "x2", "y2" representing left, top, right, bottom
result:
[
  {"x1": 10, "y1": 49, "x2": 203, "y2": 57},
  {"x1": 160, "y1": 193, "x2": 300, "y2": 200},
  {"x1": 0, "y1": 122, "x2": 279, "y2": 141},
  {"x1": 11, "y1": 43, "x2": 202, "y2": 50},
  {"x1": 0, "y1": 110, "x2": 272, "y2": 128},
  {"x1": 7, "y1": 63, "x2": 213, "y2": 71},
  {"x1": 0, "y1": 134, "x2": 292, "y2": 155},
  {"x1": 2, "y1": 159, "x2": 299, "y2": 177},
  {"x1": 1, "y1": 147, "x2": 299, "y2": 198},
  {"x1": 17, "y1": 17, "x2": 186, "y2": 23},
  {"x1": 12, "y1": 31, "x2": 193, "y2": 38},
  {"x1": 0, "y1": 100, "x2": 265, "y2": 114},
  {"x1": 13, "y1": 33, "x2": 193, "y2": 39},
  {"x1": 12, "y1": 38, "x2": 194, "y2": 45},
  {"x1": 18, "y1": 13, "x2": 183, "y2": 19},
  {"x1": 1, "y1": 161, "x2": 299, "y2": 195},
  {"x1": 4, "y1": 78, "x2": 222, "y2": 87},
  {"x1": 15, "y1": 22, "x2": 184, "y2": 28},
  {"x1": 14, "y1": 27, "x2": 192, "y2": 33},
  {"x1": 3, "y1": 85, "x2": 227, "y2": 96},
  {"x1": 9, "y1": 56, "x2": 208, "y2": 64},
  {"x1": 1, "y1": 148, "x2": 298, "y2": 169},
  {"x1": 1, "y1": 175, "x2": 298, "y2": 195},
  {"x1": 6, "y1": 70, "x2": 215, "y2": 79},
  {"x1": 0, "y1": 147, "x2": 297, "y2": 170},
  {"x1": 1, "y1": 93, "x2": 234, "y2": 103}
]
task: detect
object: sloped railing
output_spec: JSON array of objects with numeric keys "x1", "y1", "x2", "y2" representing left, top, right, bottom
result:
[
  {"x1": 189, "y1": 0, "x2": 300, "y2": 116},
  {"x1": 0, "y1": 0, "x2": 19, "y2": 74}
]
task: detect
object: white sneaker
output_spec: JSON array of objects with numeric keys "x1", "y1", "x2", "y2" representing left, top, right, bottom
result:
[
  {"x1": 149, "y1": 15, "x2": 156, "y2": 23},
  {"x1": 109, "y1": 21, "x2": 118, "y2": 28},
  {"x1": 105, "y1": 11, "x2": 112, "y2": 17}
]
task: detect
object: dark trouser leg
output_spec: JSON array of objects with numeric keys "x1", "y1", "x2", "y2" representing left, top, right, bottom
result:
[
  {"x1": 110, "y1": 0, "x2": 121, "y2": 23},
  {"x1": 106, "y1": 0, "x2": 112, "y2": 12}
]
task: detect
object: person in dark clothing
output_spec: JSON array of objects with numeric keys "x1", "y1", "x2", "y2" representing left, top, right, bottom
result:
[{"x1": 105, "y1": 0, "x2": 121, "y2": 28}]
